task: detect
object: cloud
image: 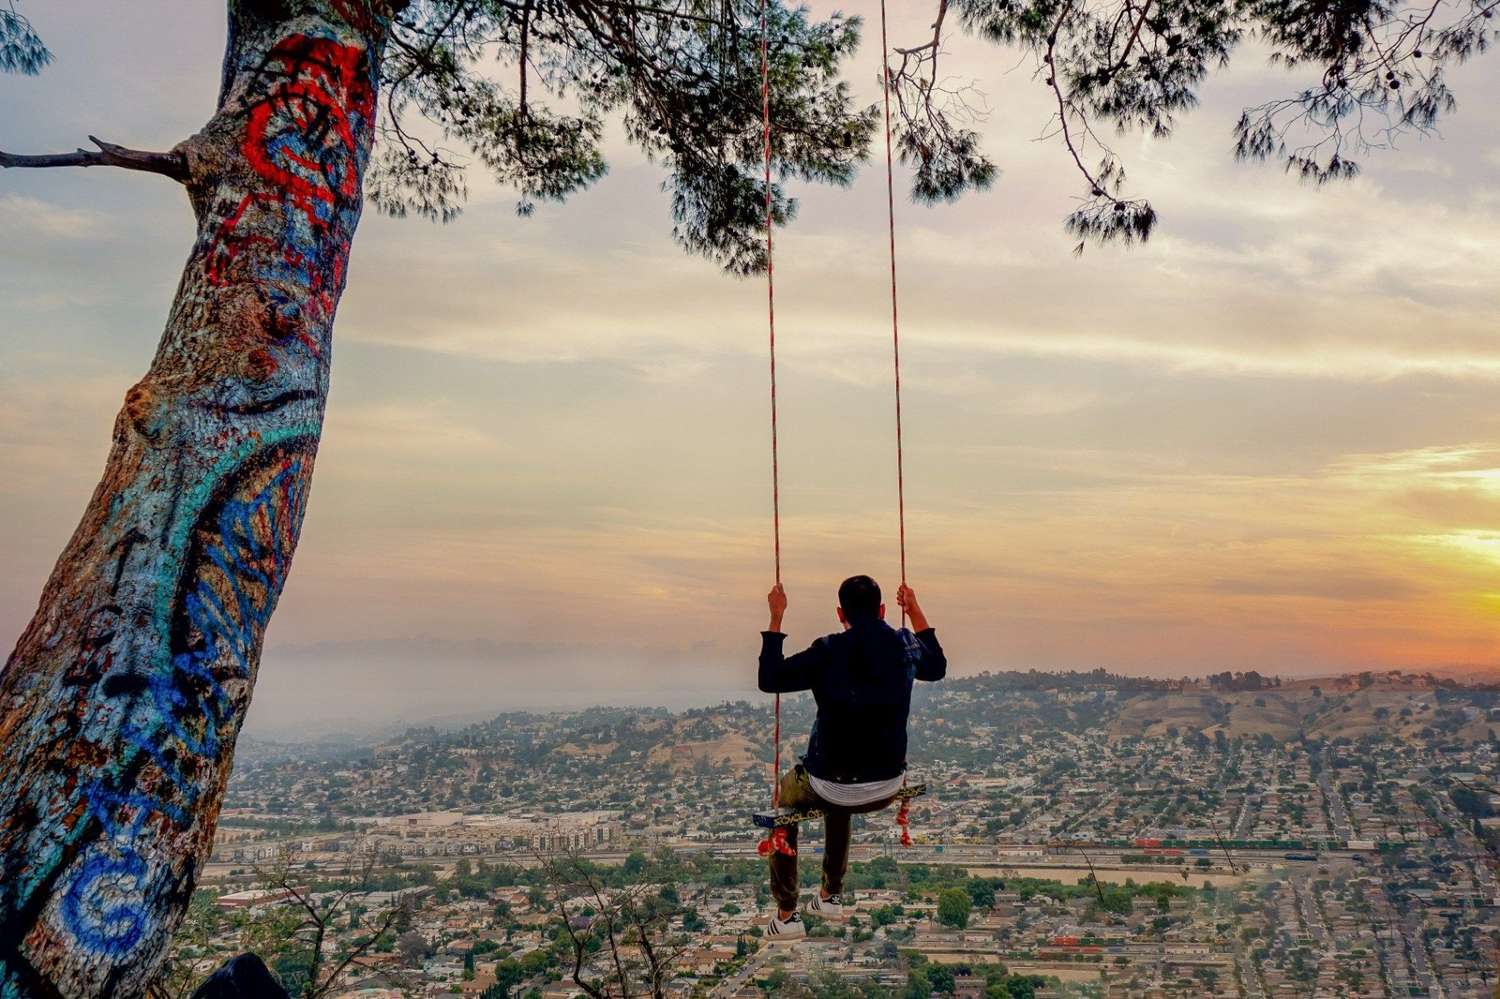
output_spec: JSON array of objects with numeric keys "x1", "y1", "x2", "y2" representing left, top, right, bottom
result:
[
  {"x1": 1205, "y1": 574, "x2": 1424, "y2": 602},
  {"x1": 0, "y1": 194, "x2": 110, "y2": 239}
]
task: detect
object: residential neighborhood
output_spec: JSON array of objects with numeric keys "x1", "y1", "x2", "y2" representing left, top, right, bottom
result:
[{"x1": 163, "y1": 670, "x2": 1500, "y2": 997}]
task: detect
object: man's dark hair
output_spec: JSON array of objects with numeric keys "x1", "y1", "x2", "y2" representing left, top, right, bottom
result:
[{"x1": 838, "y1": 575, "x2": 882, "y2": 621}]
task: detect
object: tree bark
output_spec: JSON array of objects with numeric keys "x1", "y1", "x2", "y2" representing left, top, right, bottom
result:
[{"x1": 0, "y1": 2, "x2": 392, "y2": 994}]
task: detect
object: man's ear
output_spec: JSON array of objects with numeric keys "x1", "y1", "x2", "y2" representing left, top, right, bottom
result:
[
  {"x1": 836, "y1": 607, "x2": 848, "y2": 629},
  {"x1": 877, "y1": 603, "x2": 886, "y2": 621}
]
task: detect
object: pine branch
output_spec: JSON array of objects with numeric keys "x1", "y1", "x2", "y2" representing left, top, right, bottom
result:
[{"x1": 0, "y1": 135, "x2": 188, "y2": 182}]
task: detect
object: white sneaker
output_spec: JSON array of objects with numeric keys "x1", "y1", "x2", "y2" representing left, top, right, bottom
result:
[
  {"x1": 807, "y1": 893, "x2": 847, "y2": 918},
  {"x1": 767, "y1": 911, "x2": 806, "y2": 940}
]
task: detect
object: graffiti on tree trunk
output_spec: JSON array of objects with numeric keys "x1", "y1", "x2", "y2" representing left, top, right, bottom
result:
[
  {"x1": 64, "y1": 439, "x2": 316, "y2": 953},
  {"x1": 1, "y1": 13, "x2": 380, "y2": 993},
  {"x1": 208, "y1": 33, "x2": 375, "y2": 354},
  {"x1": 0, "y1": 437, "x2": 316, "y2": 992}
]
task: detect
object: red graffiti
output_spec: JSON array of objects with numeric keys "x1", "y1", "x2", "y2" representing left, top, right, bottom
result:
[{"x1": 207, "y1": 34, "x2": 376, "y2": 351}]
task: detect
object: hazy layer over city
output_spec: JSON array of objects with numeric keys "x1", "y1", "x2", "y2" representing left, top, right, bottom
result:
[{"x1": 3, "y1": 2, "x2": 1499, "y2": 734}]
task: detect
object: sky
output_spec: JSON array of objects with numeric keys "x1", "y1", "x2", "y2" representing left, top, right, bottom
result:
[{"x1": 2, "y1": 3, "x2": 1499, "y2": 735}]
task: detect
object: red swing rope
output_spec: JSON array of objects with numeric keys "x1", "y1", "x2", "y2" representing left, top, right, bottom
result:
[
  {"x1": 879, "y1": 0, "x2": 915, "y2": 846},
  {"x1": 758, "y1": 0, "x2": 784, "y2": 818},
  {"x1": 879, "y1": 0, "x2": 907, "y2": 619}
]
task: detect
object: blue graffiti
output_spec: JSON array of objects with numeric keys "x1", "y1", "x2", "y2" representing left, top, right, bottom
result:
[
  {"x1": 53, "y1": 445, "x2": 312, "y2": 956},
  {"x1": 59, "y1": 853, "x2": 149, "y2": 959}
]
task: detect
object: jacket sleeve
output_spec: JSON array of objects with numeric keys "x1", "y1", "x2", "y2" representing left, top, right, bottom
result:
[
  {"x1": 758, "y1": 632, "x2": 823, "y2": 693},
  {"x1": 912, "y1": 628, "x2": 947, "y2": 682}
]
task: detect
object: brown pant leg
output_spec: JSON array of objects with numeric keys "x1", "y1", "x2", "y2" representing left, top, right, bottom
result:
[{"x1": 769, "y1": 768, "x2": 816, "y2": 912}]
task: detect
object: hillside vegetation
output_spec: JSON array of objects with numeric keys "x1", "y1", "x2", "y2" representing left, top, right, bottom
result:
[{"x1": 340, "y1": 669, "x2": 1500, "y2": 784}]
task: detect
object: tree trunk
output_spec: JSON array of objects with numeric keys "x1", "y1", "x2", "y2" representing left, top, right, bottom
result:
[{"x1": 0, "y1": 2, "x2": 391, "y2": 994}]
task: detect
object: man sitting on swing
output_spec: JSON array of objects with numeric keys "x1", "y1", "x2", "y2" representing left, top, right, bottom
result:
[{"x1": 758, "y1": 574, "x2": 946, "y2": 938}]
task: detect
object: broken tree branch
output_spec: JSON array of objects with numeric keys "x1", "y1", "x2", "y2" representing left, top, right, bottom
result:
[{"x1": 0, "y1": 135, "x2": 188, "y2": 182}]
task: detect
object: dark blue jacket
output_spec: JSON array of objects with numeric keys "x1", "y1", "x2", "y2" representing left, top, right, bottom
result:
[{"x1": 759, "y1": 620, "x2": 946, "y2": 783}]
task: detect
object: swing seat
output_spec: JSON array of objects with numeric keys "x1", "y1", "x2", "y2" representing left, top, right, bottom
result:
[{"x1": 751, "y1": 782, "x2": 927, "y2": 829}]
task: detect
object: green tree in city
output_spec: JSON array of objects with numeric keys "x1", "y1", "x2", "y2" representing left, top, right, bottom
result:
[
  {"x1": 937, "y1": 888, "x2": 973, "y2": 929},
  {"x1": 1002, "y1": 976, "x2": 1049, "y2": 999},
  {"x1": 965, "y1": 878, "x2": 998, "y2": 910},
  {"x1": 925, "y1": 963, "x2": 955, "y2": 995}
]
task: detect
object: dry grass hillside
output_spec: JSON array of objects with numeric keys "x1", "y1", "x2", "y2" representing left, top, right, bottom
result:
[
  {"x1": 645, "y1": 725, "x2": 761, "y2": 773},
  {"x1": 1109, "y1": 674, "x2": 1499, "y2": 744}
]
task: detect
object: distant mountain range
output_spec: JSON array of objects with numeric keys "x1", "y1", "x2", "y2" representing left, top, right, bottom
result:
[{"x1": 238, "y1": 668, "x2": 1500, "y2": 770}]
